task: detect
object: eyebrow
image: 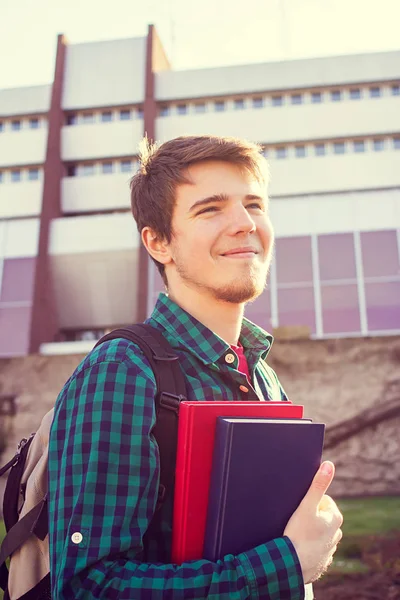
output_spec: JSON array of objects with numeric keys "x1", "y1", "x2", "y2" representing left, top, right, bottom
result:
[{"x1": 189, "y1": 193, "x2": 265, "y2": 213}]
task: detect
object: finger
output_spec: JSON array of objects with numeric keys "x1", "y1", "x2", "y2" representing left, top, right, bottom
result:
[
  {"x1": 333, "y1": 528, "x2": 343, "y2": 546},
  {"x1": 302, "y1": 461, "x2": 335, "y2": 510}
]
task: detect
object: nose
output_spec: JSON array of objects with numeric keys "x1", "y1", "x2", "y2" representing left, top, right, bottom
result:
[{"x1": 225, "y1": 203, "x2": 256, "y2": 236}]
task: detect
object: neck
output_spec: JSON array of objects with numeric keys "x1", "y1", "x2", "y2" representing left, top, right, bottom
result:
[{"x1": 167, "y1": 283, "x2": 244, "y2": 346}]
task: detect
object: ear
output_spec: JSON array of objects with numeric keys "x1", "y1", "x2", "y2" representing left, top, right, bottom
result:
[{"x1": 141, "y1": 227, "x2": 173, "y2": 266}]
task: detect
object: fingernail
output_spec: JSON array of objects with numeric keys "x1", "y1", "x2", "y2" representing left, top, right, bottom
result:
[{"x1": 320, "y1": 462, "x2": 333, "y2": 476}]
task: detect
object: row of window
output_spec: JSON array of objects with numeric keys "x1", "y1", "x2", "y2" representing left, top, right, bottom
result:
[
  {"x1": 66, "y1": 159, "x2": 138, "y2": 177},
  {"x1": 0, "y1": 118, "x2": 44, "y2": 133},
  {"x1": 2, "y1": 135, "x2": 398, "y2": 182},
  {"x1": 2, "y1": 82, "x2": 399, "y2": 130},
  {"x1": 0, "y1": 168, "x2": 41, "y2": 184},
  {"x1": 65, "y1": 108, "x2": 143, "y2": 126},
  {"x1": 157, "y1": 84, "x2": 400, "y2": 117},
  {"x1": 263, "y1": 136, "x2": 400, "y2": 159}
]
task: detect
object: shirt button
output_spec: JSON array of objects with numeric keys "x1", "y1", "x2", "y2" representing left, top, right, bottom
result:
[
  {"x1": 71, "y1": 532, "x2": 83, "y2": 544},
  {"x1": 225, "y1": 353, "x2": 235, "y2": 364},
  {"x1": 239, "y1": 385, "x2": 249, "y2": 393}
]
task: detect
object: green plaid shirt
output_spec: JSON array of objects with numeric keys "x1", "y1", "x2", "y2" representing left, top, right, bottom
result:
[{"x1": 48, "y1": 293, "x2": 305, "y2": 599}]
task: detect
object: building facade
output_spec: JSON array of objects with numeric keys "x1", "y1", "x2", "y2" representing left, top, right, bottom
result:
[{"x1": 0, "y1": 26, "x2": 399, "y2": 357}]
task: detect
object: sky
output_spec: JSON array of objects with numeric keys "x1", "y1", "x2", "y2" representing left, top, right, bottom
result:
[{"x1": 1, "y1": 0, "x2": 399, "y2": 89}]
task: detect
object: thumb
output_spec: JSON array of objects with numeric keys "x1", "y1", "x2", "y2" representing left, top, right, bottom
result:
[{"x1": 302, "y1": 461, "x2": 335, "y2": 509}]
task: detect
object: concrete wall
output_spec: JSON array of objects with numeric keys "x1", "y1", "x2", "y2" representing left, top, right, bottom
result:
[
  {"x1": 61, "y1": 120, "x2": 143, "y2": 162},
  {"x1": 0, "y1": 128, "x2": 47, "y2": 168},
  {"x1": 156, "y1": 50, "x2": 400, "y2": 100},
  {"x1": 62, "y1": 37, "x2": 146, "y2": 109}
]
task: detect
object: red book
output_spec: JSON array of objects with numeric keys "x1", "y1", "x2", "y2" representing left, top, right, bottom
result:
[{"x1": 172, "y1": 401, "x2": 304, "y2": 564}]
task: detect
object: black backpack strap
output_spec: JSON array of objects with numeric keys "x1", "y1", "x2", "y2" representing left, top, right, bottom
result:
[{"x1": 94, "y1": 324, "x2": 187, "y2": 510}]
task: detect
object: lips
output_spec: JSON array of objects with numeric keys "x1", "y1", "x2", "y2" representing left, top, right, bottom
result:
[{"x1": 221, "y1": 247, "x2": 259, "y2": 256}]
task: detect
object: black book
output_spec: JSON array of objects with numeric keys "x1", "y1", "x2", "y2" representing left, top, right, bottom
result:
[{"x1": 203, "y1": 417, "x2": 325, "y2": 561}]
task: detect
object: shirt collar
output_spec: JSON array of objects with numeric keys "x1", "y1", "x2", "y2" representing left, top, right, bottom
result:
[{"x1": 148, "y1": 293, "x2": 273, "y2": 365}]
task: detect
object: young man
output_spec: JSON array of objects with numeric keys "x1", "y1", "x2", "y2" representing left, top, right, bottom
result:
[{"x1": 48, "y1": 135, "x2": 343, "y2": 599}]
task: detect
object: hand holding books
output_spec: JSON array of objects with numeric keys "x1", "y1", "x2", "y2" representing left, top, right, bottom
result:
[{"x1": 283, "y1": 461, "x2": 344, "y2": 584}]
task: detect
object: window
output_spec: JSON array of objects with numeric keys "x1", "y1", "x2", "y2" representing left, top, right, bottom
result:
[
  {"x1": 394, "y1": 137, "x2": 400, "y2": 149},
  {"x1": 295, "y1": 145, "x2": 306, "y2": 158},
  {"x1": 194, "y1": 103, "x2": 206, "y2": 114},
  {"x1": 272, "y1": 96, "x2": 283, "y2": 107},
  {"x1": 82, "y1": 113, "x2": 94, "y2": 124},
  {"x1": 102, "y1": 162, "x2": 113, "y2": 174},
  {"x1": 311, "y1": 92, "x2": 322, "y2": 103},
  {"x1": 66, "y1": 114, "x2": 77, "y2": 126},
  {"x1": 361, "y1": 230, "x2": 399, "y2": 278},
  {"x1": 391, "y1": 85, "x2": 400, "y2": 96},
  {"x1": 101, "y1": 111, "x2": 113, "y2": 122},
  {"x1": 276, "y1": 147, "x2": 287, "y2": 159},
  {"x1": 314, "y1": 143, "x2": 325, "y2": 156},
  {"x1": 369, "y1": 87, "x2": 381, "y2": 98},
  {"x1": 318, "y1": 233, "x2": 357, "y2": 281},
  {"x1": 350, "y1": 88, "x2": 361, "y2": 100},
  {"x1": 331, "y1": 90, "x2": 341, "y2": 102},
  {"x1": 120, "y1": 109, "x2": 132, "y2": 120},
  {"x1": 333, "y1": 142, "x2": 345, "y2": 154},
  {"x1": 28, "y1": 168, "x2": 39, "y2": 181},
  {"x1": 177, "y1": 104, "x2": 187, "y2": 115},
  {"x1": 137, "y1": 107, "x2": 144, "y2": 119},
  {"x1": 11, "y1": 170, "x2": 21, "y2": 182},
  {"x1": 354, "y1": 140, "x2": 365, "y2": 153},
  {"x1": 120, "y1": 160, "x2": 132, "y2": 173},
  {"x1": 262, "y1": 148, "x2": 268, "y2": 158},
  {"x1": 291, "y1": 94, "x2": 302, "y2": 105},
  {"x1": 11, "y1": 120, "x2": 21, "y2": 131},
  {"x1": 373, "y1": 139, "x2": 385, "y2": 152},
  {"x1": 0, "y1": 172, "x2": 3, "y2": 183},
  {"x1": 276, "y1": 236, "x2": 314, "y2": 284},
  {"x1": 234, "y1": 98, "x2": 245, "y2": 110},
  {"x1": 253, "y1": 97, "x2": 263, "y2": 108},
  {"x1": 159, "y1": 106, "x2": 169, "y2": 117},
  {"x1": 29, "y1": 118, "x2": 39, "y2": 129},
  {"x1": 0, "y1": 121, "x2": 3, "y2": 132},
  {"x1": 214, "y1": 101, "x2": 225, "y2": 112},
  {"x1": 82, "y1": 164, "x2": 95, "y2": 176},
  {"x1": 67, "y1": 165, "x2": 76, "y2": 177}
]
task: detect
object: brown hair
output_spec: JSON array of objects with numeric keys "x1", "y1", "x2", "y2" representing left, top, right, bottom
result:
[{"x1": 130, "y1": 135, "x2": 269, "y2": 284}]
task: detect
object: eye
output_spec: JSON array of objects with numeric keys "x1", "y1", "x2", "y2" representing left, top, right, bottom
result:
[
  {"x1": 197, "y1": 206, "x2": 220, "y2": 215},
  {"x1": 246, "y1": 202, "x2": 264, "y2": 211}
]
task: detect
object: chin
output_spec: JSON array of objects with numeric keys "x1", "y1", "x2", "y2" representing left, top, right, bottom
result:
[{"x1": 213, "y1": 280, "x2": 265, "y2": 304}]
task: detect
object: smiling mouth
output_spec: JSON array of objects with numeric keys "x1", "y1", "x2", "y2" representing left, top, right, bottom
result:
[{"x1": 221, "y1": 248, "x2": 259, "y2": 258}]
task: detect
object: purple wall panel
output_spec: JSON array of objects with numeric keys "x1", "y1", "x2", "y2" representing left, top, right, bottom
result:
[
  {"x1": 275, "y1": 236, "x2": 313, "y2": 284},
  {"x1": 151, "y1": 259, "x2": 166, "y2": 296},
  {"x1": 278, "y1": 287, "x2": 316, "y2": 333},
  {"x1": 244, "y1": 287, "x2": 272, "y2": 331},
  {"x1": 318, "y1": 233, "x2": 356, "y2": 281},
  {"x1": 365, "y1": 281, "x2": 400, "y2": 330},
  {"x1": 0, "y1": 258, "x2": 36, "y2": 303},
  {"x1": 361, "y1": 230, "x2": 399, "y2": 278},
  {"x1": 321, "y1": 284, "x2": 361, "y2": 334},
  {"x1": 0, "y1": 306, "x2": 31, "y2": 356}
]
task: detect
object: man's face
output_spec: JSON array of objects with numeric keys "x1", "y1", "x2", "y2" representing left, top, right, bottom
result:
[{"x1": 165, "y1": 160, "x2": 274, "y2": 304}]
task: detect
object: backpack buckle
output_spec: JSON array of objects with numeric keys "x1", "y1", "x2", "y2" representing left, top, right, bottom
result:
[{"x1": 158, "y1": 392, "x2": 185, "y2": 414}]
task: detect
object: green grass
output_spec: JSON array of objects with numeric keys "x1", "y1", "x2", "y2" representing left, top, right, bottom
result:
[
  {"x1": 337, "y1": 496, "x2": 400, "y2": 537},
  {"x1": 329, "y1": 496, "x2": 400, "y2": 575}
]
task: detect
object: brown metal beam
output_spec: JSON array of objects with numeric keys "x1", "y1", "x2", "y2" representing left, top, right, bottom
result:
[{"x1": 29, "y1": 34, "x2": 67, "y2": 353}]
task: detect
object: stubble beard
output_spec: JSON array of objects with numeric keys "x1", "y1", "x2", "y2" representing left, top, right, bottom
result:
[{"x1": 174, "y1": 255, "x2": 270, "y2": 304}]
